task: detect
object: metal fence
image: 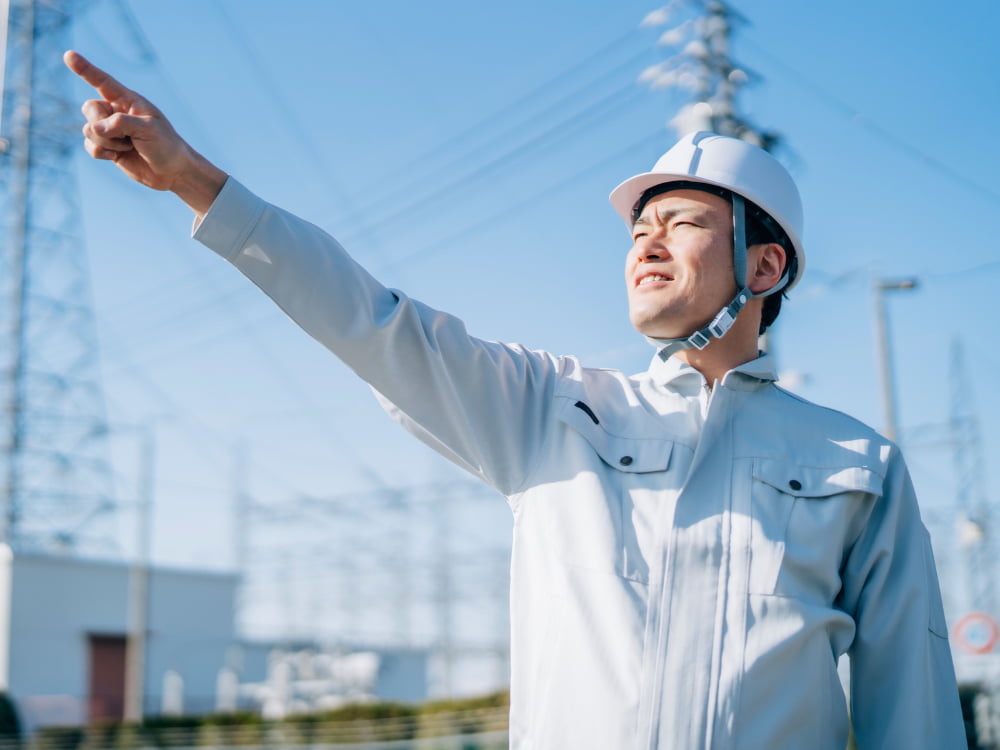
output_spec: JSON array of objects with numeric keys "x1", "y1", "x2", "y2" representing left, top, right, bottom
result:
[
  {"x1": 25, "y1": 706, "x2": 510, "y2": 750},
  {"x1": 65, "y1": 736, "x2": 510, "y2": 750}
]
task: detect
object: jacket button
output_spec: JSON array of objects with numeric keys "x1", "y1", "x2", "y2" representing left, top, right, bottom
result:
[
  {"x1": 619, "y1": 456, "x2": 633, "y2": 466},
  {"x1": 789, "y1": 479, "x2": 802, "y2": 491}
]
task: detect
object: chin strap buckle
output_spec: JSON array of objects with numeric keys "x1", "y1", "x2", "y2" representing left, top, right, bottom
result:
[
  {"x1": 688, "y1": 330, "x2": 711, "y2": 350},
  {"x1": 691, "y1": 290, "x2": 747, "y2": 349},
  {"x1": 650, "y1": 288, "x2": 750, "y2": 360},
  {"x1": 705, "y1": 307, "x2": 735, "y2": 342}
]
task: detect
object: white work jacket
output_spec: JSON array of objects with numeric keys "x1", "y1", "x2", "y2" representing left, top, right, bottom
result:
[{"x1": 194, "y1": 178, "x2": 966, "y2": 749}]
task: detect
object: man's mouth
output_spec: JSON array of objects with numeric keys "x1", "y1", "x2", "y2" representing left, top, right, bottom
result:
[{"x1": 637, "y1": 273, "x2": 672, "y2": 287}]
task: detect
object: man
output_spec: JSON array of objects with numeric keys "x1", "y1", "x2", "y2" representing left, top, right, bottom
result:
[{"x1": 65, "y1": 50, "x2": 965, "y2": 748}]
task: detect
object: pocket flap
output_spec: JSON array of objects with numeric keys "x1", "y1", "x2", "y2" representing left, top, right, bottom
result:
[
  {"x1": 558, "y1": 399, "x2": 673, "y2": 474},
  {"x1": 753, "y1": 458, "x2": 884, "y2": 499}
]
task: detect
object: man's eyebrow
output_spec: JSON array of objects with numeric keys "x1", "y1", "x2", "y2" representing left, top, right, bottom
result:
[
  {"x1": 655, "y1": 204, "x2": 709, "y2": 221},
  {"x1": 636, "y1": 204, "x2": 711, "y2": 224}
]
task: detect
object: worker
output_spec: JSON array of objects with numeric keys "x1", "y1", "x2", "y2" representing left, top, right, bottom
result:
[{"x1": 65, "y1": 49, "x2": 965, "y2": 749}]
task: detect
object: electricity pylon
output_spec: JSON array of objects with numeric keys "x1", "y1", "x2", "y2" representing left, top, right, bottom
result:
[
  {"x1": 0, "y1": 0, "x2": 118, "y2": 554},
  {"x1": 640, "y1": 0, "x2": 780, "y2": 148},
  {"x1": 641, "y1": 0, "x2": 786, "y2": 356},
  {"x1": 950, "y1": 339, "x2": 997, "y2": 620}
]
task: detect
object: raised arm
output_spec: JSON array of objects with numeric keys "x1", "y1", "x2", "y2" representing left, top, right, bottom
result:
[
  {"x1": 65, "y1": 51, "x2": 563, "y2": 497},
  {"x1": 63, "y1": 50, "x2": 226, "y2": 217}
]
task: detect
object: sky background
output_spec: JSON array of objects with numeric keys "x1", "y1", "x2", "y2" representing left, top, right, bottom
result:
[{"x1": 57, "y1": 0, "x2": 1000, "y2": 689}]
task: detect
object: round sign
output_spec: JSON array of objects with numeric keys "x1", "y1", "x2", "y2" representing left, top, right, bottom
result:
[{"x1": 953, "y1": 612, "x2": 1000, "y2": 654}]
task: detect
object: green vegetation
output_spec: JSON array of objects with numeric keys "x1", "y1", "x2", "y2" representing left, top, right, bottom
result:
[
  {"x1": 0, "y1": 694, "x2": 20, "y2": 749},
  {"x1": 33, "y1": 690, "x2": 510, "y2": 750}
]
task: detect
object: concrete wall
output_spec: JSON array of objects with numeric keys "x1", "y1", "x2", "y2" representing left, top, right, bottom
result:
[
  {"x1": 5, "y1": 554, "x2": 428, "y2": 731},
  {"x1": 143, "y1": 567, "x2": 238, "y2": 714},
  {"x1": 8, "y1": 554, "x2": 237, "y2": 730}
]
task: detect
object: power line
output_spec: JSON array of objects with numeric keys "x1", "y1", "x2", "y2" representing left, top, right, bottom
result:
[
  {"x1": 205, "y1": 0, "x2": 383, "y2": 246},
  {"x1": 738, "y1": 34, "x2": 1000, "y2": 204},
  {"x1": 388, "y1": 129, "x2": 665, "y2": 267},
  {"x1": 337, "y1": 49, "x2": 651, "y2": 224},
  {"x1": 206, "y1": 0, "x2": 649, "y2": 250},
  {"x1": 336, "y1": 84, "x2": 646, "y2": 248},
  {"x1": 97, "y1": 76, "x2": 652, "y2": 353},
  {"x1": 359, "y1": 28, "x2": 642, "y2": 187},
  {"x1": 83, "y1": 6, "x2": 655, "y2": 363},
  {"x1": 931, "y1": 260, "x2": 1000, "y2": 281},
  {"x1": 96, "y1": 83, "x2": 659, "y2": 363}
]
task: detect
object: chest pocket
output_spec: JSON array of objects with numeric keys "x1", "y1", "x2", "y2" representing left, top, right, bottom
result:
[
  {"x1": 749, "y1": 459, "x2": 884, "y2": 599},
  {"x1": 558, "y1": 398, "x2": 674, "y2": 473},
  {"x1": 555, "y1": 399, "x2": 675, "y2": 584}
]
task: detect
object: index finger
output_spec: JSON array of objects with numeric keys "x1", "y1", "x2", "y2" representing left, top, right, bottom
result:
[{"x1": 63, "y1": 50, "x2": 132, "y2": 102}]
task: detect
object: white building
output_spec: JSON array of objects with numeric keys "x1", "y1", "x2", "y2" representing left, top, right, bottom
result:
[
  {"x1": 0, "y1": 550, "x2": 431, "y2": 734},
  {"x1": 2, "y1": 550, "x2": 238, "y2": 731}
]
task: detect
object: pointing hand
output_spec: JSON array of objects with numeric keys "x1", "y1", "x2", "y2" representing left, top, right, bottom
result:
[{"x1": 64, "y1": 50, "x2": 226, "y2": 215}]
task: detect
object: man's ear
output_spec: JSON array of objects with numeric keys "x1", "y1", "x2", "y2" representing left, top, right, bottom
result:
[{"x1": 747, "y1": 242, "x2": 786, "y2": 295}]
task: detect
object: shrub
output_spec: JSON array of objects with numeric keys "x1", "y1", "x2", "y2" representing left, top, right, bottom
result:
[
  {"x1": 32, "y1": 727, "x2": 82, "y2": 750},
  {"x1": 0, "y1": 693, "x2": 19, "y2": 744}
]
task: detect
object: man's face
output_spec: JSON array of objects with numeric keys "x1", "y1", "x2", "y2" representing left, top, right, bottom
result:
[{"x1": 624, "y1": 189, "x2": 737, "y2": 339}]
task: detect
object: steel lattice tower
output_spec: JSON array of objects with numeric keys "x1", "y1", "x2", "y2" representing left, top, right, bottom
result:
[
  {"x1": 950, "y1": 339, "x2": 996, "y2": 619},
  {"x1": 641, "y1": 0, "x2": 786, "y2": 356},
  {"x1": 0, "y1": 0, "x2": 118, "y2": 554},
  {"x1": 641, "y1": 0, "x2": 780, "y2": 149}
]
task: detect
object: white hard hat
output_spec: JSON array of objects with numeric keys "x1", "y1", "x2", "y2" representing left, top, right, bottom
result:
[{"x1": 609, "y1": 131, "x2": 805, "y2": 291}]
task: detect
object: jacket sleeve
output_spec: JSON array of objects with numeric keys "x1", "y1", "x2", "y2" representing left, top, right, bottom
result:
[
  {"x1": 193, "y1": 178, "x2": 560, "y2": 495},
  {"x1": 839, "y1": 448, "x2": 966, "y2": 748}
]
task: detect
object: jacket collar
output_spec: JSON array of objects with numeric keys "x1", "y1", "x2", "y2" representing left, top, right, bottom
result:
[{"x1": 648, "y1": 351, "x2": 778, "y2": 391}]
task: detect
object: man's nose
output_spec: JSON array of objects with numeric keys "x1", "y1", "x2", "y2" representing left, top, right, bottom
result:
[{"x1": 634, "y1": 238, "x2": 664, "y2": 262}]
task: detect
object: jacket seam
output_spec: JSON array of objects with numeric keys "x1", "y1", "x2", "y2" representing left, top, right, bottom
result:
[
  {"x1": 508, "y1": 369, "x2": 568, "y2": 500},
  {"x1": 230, "y1": 203, "x2": 267, "y2": 261}
]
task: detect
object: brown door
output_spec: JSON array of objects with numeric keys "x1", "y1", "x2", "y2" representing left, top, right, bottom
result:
[{"x1": 87, "y1": 634, "x2": 126, "y2": 723}]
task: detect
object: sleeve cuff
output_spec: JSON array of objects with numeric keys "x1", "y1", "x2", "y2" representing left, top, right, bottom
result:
[{"x1": 191, "y1": 177, "x2": 267, "y2": 263}]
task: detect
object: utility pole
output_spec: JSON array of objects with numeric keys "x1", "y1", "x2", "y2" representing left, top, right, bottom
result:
[
  {"x1": 871, "y1": 276, "x2": 918, "y2": 443},
  {"x1": 0, "y1": 0, "x2": 117, "y2": 554},
  {"x1": 124, "y1": 427, "x2": 155, "y2": 722},
  {"x1": 232, "y1": 442, "x2": 251, "y2": 641},
  {"x1": 433, "y1": 487, "x2": 455, "y2": 696},
  {"x1": 383, "y1": 489, "x2": 414, "y2": 648}
]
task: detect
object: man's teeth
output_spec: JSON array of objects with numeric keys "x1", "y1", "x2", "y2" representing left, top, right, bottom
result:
[{"x1": 639, "y1": 274, "x2": 670, "y2": 286}]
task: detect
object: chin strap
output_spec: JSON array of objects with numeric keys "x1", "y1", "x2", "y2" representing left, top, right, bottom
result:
[
  {"x1": 647, "y1": 288, "x2": 750, "y2": 361},
  {"x1": 647, "y1": 194, "x2": 791, "y2": 362}
]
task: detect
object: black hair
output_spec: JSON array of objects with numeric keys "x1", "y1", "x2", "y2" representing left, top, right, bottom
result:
[{"x1": 633, "y1": 181, "x2": 794, "y2": 334}]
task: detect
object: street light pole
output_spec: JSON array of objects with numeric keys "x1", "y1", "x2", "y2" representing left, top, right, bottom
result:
[{"x1": 872, "y1": 276, "x2": 919, "y2": 442}]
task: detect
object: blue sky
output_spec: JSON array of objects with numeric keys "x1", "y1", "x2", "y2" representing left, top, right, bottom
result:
[{"x1": 65, "y1": 0, "x2": 1000, "y2": 658}]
